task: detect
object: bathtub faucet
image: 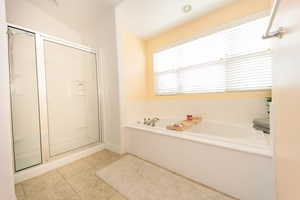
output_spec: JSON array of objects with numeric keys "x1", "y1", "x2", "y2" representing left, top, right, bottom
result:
[{"x1": 144, "y1": 117, "x2": 160, "y2": 127}]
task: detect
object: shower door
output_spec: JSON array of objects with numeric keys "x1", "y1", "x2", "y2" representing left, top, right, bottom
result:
[
  {"x1": 8, "y1": 27, "x2": 42, "y2": 171},
  {"x1": 8, "y1": 25, "x2": 102, "y2": 171},
  {"x1": 43, "y1": 39, "x2": 101, "y2": 157}
]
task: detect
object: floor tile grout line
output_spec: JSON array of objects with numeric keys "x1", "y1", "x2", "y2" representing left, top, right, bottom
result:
[
  {"x1": 84, "y1": 151, "x2": 127, "y2": 199},
  {"x1": 16, "y1": 183, "x2": 26, "y2": 200},
  {"x1": 56, "y1": 162, "x2": 90, "y2": 200},
  {"x1": 56, "y1": 168, "x2": 68, "y2": 181},
  {"x1": 55, "y1": 150, "x2": 120, "y2": 200},
  {"x1": 62, "y1": 175, "x2": 83, "y2": 200},
  {"x1": 20, "y1": 182, "x2": 29, "y2": 198},
  {"x1": 97, "y1": 177, "x2": 128, "y2": 200}
]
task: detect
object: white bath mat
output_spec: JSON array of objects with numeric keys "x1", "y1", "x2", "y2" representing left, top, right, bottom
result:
[{"x1": 96, "y1": 155, "x2": 235, "y2": 200}]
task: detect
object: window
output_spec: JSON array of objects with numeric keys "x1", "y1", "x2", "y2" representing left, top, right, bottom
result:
[{"x1": 153, "y1": 17, "x2": 272, "y2": 95}]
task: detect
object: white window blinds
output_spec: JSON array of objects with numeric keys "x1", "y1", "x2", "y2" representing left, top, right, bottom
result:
[
  {"x1": 224, "y1": 18, "x2": 272, "y2": 91},
  {"x1": 153, "y1": 17, "x2": 272, "y2": 95}
]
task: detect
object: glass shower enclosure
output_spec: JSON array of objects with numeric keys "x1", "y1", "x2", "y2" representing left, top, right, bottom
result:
[{"x1": 8, "y1": 26, "x2": 102, "y2": 172}]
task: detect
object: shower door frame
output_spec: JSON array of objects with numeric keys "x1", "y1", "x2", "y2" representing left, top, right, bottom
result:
[{"x1": 8, "y1": 24, "x2": 104, "y2": 166}]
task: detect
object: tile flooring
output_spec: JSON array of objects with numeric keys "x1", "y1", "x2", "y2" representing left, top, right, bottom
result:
[
  {"x1": 15, "y1": 149, "x2": 235, "y2": 200},
  {"x1": 97, "y1": 155, "x2": 235, "y2": 200},
  {"x1": 15, "y1": 149, "x2": 126, "y2": 200}
]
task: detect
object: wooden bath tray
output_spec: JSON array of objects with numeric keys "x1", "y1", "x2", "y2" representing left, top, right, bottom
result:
[{"x1": 166, "y1": 117, "x2": 202, "y2": 131}]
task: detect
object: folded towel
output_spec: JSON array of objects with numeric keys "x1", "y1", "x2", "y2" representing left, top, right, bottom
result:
[
  {"x1": 253, "y1": 124, "x2": 270, "y2": 134},
  {"x1": 253, "y1": 118, "x2": 270, "y2": 129}
]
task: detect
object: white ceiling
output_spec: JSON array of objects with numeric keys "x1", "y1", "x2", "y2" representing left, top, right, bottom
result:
[
  {"x1": 25, "y1": 0, "x2": 237, "y2": 39},
  {"x1": 116, "y1": 0, "x2": 238, "y2": 39},
  {"x1": 26, "y1": 0, "x2": 122, "y2": 31}
]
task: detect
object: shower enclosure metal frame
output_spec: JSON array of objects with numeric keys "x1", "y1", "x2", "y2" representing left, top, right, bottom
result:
[{"x1": 8, "y1": 23, "x2": 104, "y2": 170}]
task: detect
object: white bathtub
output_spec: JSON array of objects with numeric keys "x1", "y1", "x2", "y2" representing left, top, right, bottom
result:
[
  {"x1": 127, "y1": 119, "x2": 272, "y2": 157},
  {"x1": 124, "y1": 119, "x2": 274, "y2": 200}
]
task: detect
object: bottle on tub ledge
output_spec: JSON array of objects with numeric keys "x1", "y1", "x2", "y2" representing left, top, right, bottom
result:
[
  {"x1": 252, "y1": 97, "x2": 271, "y2": 134},
  {"x1": 266, "y1": 97, "x2": 272, "y2": 119},
  {"x1": 187, "y1": 115, "x2": 193, "y2": 121}
]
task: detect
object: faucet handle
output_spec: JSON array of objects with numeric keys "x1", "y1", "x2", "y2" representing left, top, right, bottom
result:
[
  {"x1": 144, "y1": 118, "x2": 147, "y2": 124},
  {"x1": 151, "y1": 122, "x2": 155, "y2": 127}
]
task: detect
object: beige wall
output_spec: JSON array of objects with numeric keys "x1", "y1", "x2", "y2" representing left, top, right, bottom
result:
[
  {"x1": 273, "y1": 0, "x2": 300, "y2": 199},
  {"x1": 118, "y1": 30, "x2": 148, "y2": 124},
  {"x1": 121, "y1": 31, "x2": 147, "y2": 102},
  {"x1": 0, "y1": 0, "x2": 17, "y2": 199},
  {"x1": 146, "y1": 0, "x2": 272, "y2": 100},
  {"x1": 116, "y1": 0, "x2": 272, "y2": 127}
]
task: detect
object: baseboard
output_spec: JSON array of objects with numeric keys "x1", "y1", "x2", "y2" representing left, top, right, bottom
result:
[
  {"x1": 104, "y1": 142, "x2": 121, "y2": 154},
  {"x1": 15, "y1": 144, "x2": 105, "y2": 183}
]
